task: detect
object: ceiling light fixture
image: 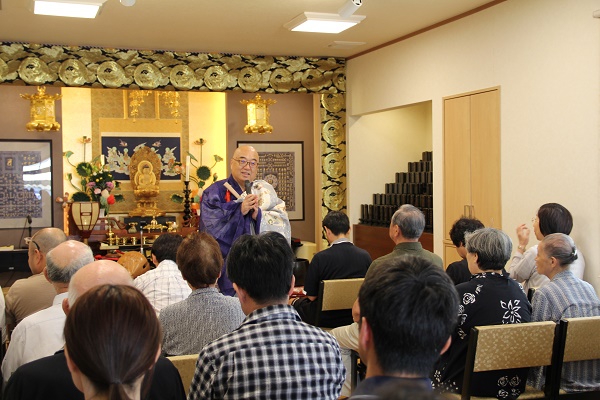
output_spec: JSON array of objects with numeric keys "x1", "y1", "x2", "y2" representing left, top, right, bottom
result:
[
  {"x1": 284, "y1": 12, "x2": 365, "y2": 34},
  {"x1": 33, "y1": 0, "x2": 108, "y2": 18},
  {"x1": 120, "y1": 0, "x2": 135, "y2": 6}
]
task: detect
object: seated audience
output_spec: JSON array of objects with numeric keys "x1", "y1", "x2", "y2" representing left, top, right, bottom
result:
[
  {"x1": 64, "y1": 284, "x2": 162, "y2": 400},
  {"x1": 446, "y1": 217, "x2": 484, "y2": 285},
  {"x1": 188, "y1": 232, "x2": 345, "y2": 399},
  {"x1": 292, "y1": 211, "x2": 371, "y2": 327},
  {"x1": 432, "y1": 228, "x2": 532, "y2": 398},
  {"x1": 350, "y1": 255, "x2": 459, "y2": 398},
  {"x1": 510, "y1": 203, "x2": 585, "y2": 292},
  {"x1": 4, "y1": 260, "x2": 185, "y2": 400},
  {"x1": 5, "y1": 228, "x2": 67, "y2": 335},
  {"x1": 134, "y1": 233, "x2": 191, "y2": 315},
  {"x1": 2, "y1": 240, "x2": 93, "y2": 384},
  {"x1": 529, "y1": 233, "x2": 600, "y2": 392},
  {"x1": 159, "y1": 232, "x2": 245, "y2": 356}
]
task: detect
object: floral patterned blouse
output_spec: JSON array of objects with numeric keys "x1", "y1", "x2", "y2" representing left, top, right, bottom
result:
[{"x1": 432, "y1": 271, "x2": 532, "y2": 399}]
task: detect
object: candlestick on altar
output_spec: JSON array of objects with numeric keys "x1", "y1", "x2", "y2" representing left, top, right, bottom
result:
[
  {"x1": 185, "y1": 155, "x2": 191, "y2": 181},
  {"x1": 183, "y1": 180, "x2": 192, "y2": 225}
]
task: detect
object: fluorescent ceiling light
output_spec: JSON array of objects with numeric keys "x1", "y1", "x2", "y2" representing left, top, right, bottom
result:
[
  {"x1": 284, "y1": 12, "x2": 365, "y2": 34},
  {"x1": 33, "y1": 0, "x2": 108, "y2": 18}
]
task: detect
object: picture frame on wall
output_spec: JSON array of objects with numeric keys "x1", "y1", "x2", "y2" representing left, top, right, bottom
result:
[
  {"x1": 238, "y1": 141, "x2": 304, "y2": 221},
  {"x1": 0, "y1": 140, "x2": 53, "y2": 228}
]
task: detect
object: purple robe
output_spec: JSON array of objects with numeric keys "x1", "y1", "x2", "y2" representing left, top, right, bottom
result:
[{"x1": 199, "y1": 176, "x2": 262, "y2": 296}]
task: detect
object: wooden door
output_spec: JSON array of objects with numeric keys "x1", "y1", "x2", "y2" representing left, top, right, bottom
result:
[
  {"x1": 470, "y1": 90, "x2": 501, "y2": 229},
  {"x1": 443, "y1": 95, "x2": 472, "y2": 242}
]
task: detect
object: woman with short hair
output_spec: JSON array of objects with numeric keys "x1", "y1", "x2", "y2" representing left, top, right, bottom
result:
[
  {"x1": 510, "y1": 203, "x2": 586, "y2": 292},
  {"x1": 433, "y1": 228, "x2": 531, "y2": 399},
  {"x1": 64, "y1": 284, "x2": 161, "y2": 400},
  {"x1": 159, "y1": 232, "x2": 245, "y2": 356},
  {"x1": 529, "y1": 233, "x2": 600, "y2": 392}
]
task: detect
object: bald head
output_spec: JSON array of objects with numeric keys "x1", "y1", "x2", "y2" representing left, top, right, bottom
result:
[
  {"x1": 45, "y1": 240, "x2": 94, "y2": 286},
  {"x1": 67, "y1": 260, "x2": 134, "y2": 307},
  {"x1": 28, "y1": 227, "x2": 68, "y2": 275},
  {"x1": 231, "y1": 145, "x2": 259, "y2": 187},
  {"x1": 31, "y1": 227, "x2": 68, "y2": 255}
]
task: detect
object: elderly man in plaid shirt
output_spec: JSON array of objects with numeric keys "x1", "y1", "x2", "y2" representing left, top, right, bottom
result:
[{"x1": 187, "y1": 231, "x2": 345, "y2": 399}]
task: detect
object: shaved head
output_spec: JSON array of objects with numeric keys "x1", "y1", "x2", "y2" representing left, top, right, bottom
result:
[
  {"x1": 67, "y1": 260, "x2": 133, "y2": 307},
  {"x1": 231, "y1": 145, "x2": 259, "y2": 187}
]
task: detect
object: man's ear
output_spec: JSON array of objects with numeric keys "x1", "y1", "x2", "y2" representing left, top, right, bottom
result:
[
  {"x1": 288, "y1": 275, "x2": 296, "y2": 297},
  {"x1": 43, "y1": 267, "x2": 50, "y2": 283},
  {"x1": 440, "y1": 336, "x2": 452, "y2": 355},
  {"x1": 62, "y1": 297, "x2": 70, "y2": 316},
  {"x1": 358, "y1": 316, "x2": 372, "y2": 359},
  {"x1": 233, "y1": 283, "x2": 245, "y2": 301}
]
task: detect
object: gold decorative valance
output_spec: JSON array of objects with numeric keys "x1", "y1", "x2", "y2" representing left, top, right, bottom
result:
[{"x1": 0, "y1": 42, "x2": 345, "y2": 94}]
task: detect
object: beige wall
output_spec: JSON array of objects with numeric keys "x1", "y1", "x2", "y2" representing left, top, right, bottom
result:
[{"x1": 346, "y1": 0, "x2": 600, "y2": 292}]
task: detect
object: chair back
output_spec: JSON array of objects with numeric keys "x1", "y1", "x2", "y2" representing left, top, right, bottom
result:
[
  {"x1": 561, "y1": 316, "x2": 600, "y2": 363},
  {"x1": 554, "y1": 316, "x2": 600, "y2": 399},
  {"x1": 167, "y1": 354, "x2": 198, "y2": 396},
  {"x1": 315, "y1": 278, "x2": 363, "y2": 327},
  {"x1": 461, "y1": 321, "x2": 560, "y2": 399}
]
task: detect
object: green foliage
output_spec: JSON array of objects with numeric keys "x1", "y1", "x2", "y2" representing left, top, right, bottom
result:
[
  {"x1": 72, "y1": 191, "x2": 92, "y2": 201},
  {"x1": 197, "y1": 166, "x2": 211, "y2": 180},
  {"x1": 170, "y1": 194, "x2": 184, "y2": 203},
  {"x1": 75, "y1": 162, "x2": 93, "y2": 177}
]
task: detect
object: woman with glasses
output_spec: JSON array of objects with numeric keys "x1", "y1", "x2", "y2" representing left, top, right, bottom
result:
[{"x1": 510, "y1": 203, "x2": 585, "y2": 292}]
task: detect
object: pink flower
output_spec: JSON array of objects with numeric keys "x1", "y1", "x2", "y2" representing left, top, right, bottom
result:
[
  {"x1": 105, "y1": 181, "x2": 114, "y2": 190},
  {"x1": 87, "y1": 182, "x2": 96, "y2": 187},
  {"x1": 94, "y1": 188, "x2": 101, "y2": 195}
]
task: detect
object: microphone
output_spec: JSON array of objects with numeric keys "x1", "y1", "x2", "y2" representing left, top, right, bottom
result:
[{"x1": 244, "y1": 180, "x2": 253, "y2": 195}]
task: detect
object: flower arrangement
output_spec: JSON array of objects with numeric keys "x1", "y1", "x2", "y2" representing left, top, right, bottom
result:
[{"x1": 65, "y1": 152, "x2": 124, "y2": 213}]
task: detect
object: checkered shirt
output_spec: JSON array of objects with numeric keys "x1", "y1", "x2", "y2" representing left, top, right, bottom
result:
[{"x1": 187, "y1": 304, "x2": 345, "y2": 399}]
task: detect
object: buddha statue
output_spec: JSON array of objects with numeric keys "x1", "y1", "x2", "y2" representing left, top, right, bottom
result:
[{"x1": 129, "y1": 146, "x2": 164, "y2": 217}]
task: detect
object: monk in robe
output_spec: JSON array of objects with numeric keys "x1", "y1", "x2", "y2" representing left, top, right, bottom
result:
[{"x1": 200, "y1": 145, "x2": 291, "y2": 295}]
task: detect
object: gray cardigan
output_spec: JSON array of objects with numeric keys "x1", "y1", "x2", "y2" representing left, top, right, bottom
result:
[{"x1": 159, "y1": 287, "x2": 245, "y2": 356}]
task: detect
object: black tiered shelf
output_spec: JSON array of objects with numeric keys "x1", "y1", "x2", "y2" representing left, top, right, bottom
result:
[{"x1": 359, "y1": 151, "x2": 433, "y2": 233}]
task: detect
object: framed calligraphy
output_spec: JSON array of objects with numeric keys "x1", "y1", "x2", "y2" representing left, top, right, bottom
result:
[
  {"x1": 238, "y1": 141, "x2": 304, "y2": 221},
  {"x1": 0, "y1": 140, "x2": 53, "y2": 228}
]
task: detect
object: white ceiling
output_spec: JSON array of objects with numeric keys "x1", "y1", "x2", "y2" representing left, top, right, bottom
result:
[{"x1": 0, "y1": 0, "x2": 496, "y2": 58}]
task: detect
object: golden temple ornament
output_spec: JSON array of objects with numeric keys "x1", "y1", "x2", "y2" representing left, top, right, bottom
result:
[
  {"x1": 241, "y1": 94, "x2": 276, "y2": 134},
  {"x1": 20, "y1": 86, "x2": 62, "y2": 131}
]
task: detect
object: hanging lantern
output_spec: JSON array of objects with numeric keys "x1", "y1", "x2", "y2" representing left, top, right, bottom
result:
[
  {"x1": 20, "y1": 86, "x2": 62, "y2": 132},
  {"x1": 241, "y1": 94, "x2": 276, "y2": 134}
]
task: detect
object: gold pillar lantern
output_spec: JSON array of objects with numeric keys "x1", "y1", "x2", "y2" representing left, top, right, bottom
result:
[
  {"x1": 241, "y1": 94, "x2": 276, "y2": 134},
  {"x1": 20, "y1": 86, "x2": 62, "y2": 131},
  {"x1": 70, "y1": 201, "x2": 100, "y2": 244}
]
